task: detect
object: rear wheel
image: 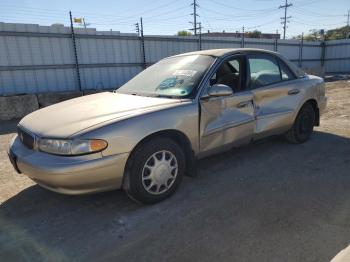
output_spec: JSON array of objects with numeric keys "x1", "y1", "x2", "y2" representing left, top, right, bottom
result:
[
  {"x1": 285, "y1": 103, "x2": 316, "y2": 144},
  {"x1": 123, "y1": 137, "x2": 185, "y2": 204}
]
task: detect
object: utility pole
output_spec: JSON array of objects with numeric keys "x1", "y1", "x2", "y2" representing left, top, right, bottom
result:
[
  {"x1": 279, "y1": 0, "x2": 292, "y2": 40},
  {"x1": 135, "y1": 22, "x2": 140, "y2": 36},
  {"x1": 190, "y1": 0, "x2": 199, "y2": 35},
  {"x1": 140, "y1": 17, "x2": 146, "y2": 69},
  {"x1": 346, "y1": 10, "x2": 350, "y2": 26},
  {"x1": 69, "y1": 11, "x2": 82, "y2": 91}
]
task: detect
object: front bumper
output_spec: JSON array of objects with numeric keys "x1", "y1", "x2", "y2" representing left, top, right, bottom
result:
[{"x1": 8, "y1": 135, "x2": 129, "y2": 194}]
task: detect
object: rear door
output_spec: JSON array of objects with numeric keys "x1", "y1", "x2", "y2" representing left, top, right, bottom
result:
[
  {"x1": 247, "y1": 53, "x2": 302, "y2": 138},
  {"x1": 199, "y1": 55, "x2": 255, "y2": 156}
]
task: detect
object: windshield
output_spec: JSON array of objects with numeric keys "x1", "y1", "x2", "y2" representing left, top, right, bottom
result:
[{"x1": 116, "y1": 55, "x2": 215, "y2": 98}]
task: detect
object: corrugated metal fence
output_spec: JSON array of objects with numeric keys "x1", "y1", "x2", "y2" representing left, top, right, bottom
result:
[{"x1": 0, "y1": 22, "x2": 349, "y2": 95}]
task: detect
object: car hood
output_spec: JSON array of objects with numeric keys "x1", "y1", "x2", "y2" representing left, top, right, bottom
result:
[{"x1": 19, "y1": 92, "x2": 183, "y2": 137}]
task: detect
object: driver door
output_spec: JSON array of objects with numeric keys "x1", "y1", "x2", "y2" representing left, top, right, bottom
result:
[{"x1": 199, "y1": 55, "x2": 255, "y2": 156}]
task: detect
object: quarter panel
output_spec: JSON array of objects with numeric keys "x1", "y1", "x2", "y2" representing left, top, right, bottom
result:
[
  {"x1": 253, "y1": 79, "x2": 305, "y2": 138},
  {"x1": 252, "y1": 76, "x2": 321, "y2": 139}
]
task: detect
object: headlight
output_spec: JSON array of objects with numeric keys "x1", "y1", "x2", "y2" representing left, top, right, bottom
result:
[{"x1": 38, "y1": 138, "x2": 108, "y2": 155}]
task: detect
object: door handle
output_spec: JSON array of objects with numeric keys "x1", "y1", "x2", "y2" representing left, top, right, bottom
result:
[
  {"x1": 237, "y1": 100, "x2": 252, "y2": 108},
  {"x1": 288, "y1": 89, "x2": 300, "y2": 95}
]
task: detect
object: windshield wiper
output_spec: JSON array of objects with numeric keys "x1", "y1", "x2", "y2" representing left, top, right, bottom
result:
[
  {"x1": 115, "y1": 91, "x2": 180, "y2": 99},
  {"x1": 153, "y1": 94, "x2": 180, "y2": 99}
]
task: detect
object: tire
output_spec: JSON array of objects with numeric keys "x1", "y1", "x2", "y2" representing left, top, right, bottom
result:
[
  {"x1": 123, "y1": 137, "x2": 185, "y2": 204},
  {"x1": 285, "y1": 103, "x2": 316, "y2": 144}
]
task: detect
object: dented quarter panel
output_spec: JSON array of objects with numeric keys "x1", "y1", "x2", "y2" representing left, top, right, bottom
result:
[{"x1": 252, "y1": 76, "x2": 320, "y2": 139}]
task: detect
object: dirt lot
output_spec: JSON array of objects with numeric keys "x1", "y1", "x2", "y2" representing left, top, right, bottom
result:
[{"x1": 0, "y1": 81, "x2": 349, "y2": 262}]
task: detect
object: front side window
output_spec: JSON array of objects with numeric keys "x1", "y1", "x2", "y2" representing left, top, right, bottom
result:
[
  {"x1": 210, "y1": 57, "x2": 243, "y2": 92},
  {"x1": 248, "y1": 55, "x2": 281, "y2": 89},
  {"x1": 279, "y1": 60, "x2": 296, "y2": 81},
  {"x1": 117, "y1": 55, "x2": 215, "y2": 98}
]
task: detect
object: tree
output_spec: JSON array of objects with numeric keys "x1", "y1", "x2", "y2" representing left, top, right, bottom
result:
[
  {"x1": 326, "y1": 26, "x2": 350, "y2": 40},
  {"x1": 292, "y1": 26, "x2": 350, "y2": 41},
  {"x1": 177, "y1": 30, "x2": 193, "y2": 36},
  {"x1": 292, "y1": 29, "x2": 323, "y2": 41},
  {"x1": 246, "y1": 30, "x2": 262, "y2": 38}
]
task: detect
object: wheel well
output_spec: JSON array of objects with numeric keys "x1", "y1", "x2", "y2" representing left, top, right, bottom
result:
[
  {"x1": 304, "y1": 99, "x2": 320, "y2": 126},
  {"x1": 124, "y1": 130, "x2": 195, "y2": 176}
]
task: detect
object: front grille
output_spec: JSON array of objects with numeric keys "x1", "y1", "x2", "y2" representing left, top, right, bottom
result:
[{"x1": 18, "y1": 127, "x2": 35, "y2": 149}]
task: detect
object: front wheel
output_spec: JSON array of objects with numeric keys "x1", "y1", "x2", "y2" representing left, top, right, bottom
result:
[
  {"x1": 285, "y1": 103, "x2": 316, "y2": 144},
  {"x1": 123, "y1": 137, "x2": 185, "y2": 204}
]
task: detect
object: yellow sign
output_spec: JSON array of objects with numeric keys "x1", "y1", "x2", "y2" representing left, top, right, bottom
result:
[{"x1": 74, "y1": 18, "x2": 82, "y2": 23}]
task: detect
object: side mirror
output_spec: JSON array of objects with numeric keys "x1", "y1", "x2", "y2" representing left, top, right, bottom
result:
[{"x1": 208, "y1": 84, "x2": 233, "y2": 97}]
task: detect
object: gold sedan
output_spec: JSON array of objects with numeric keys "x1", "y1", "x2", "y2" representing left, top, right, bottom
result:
[{"x1": 8, "y1": 48, "x2": 327, "y2": 203}]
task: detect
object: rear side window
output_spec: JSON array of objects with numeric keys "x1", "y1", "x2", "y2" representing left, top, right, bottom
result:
[{"x1": 248, "y1": 55, "x2": 281, "y2": 89}]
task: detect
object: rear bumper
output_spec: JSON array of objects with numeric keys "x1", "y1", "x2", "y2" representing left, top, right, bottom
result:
[{"x1": 8, "y1": 135, "x2": 129, "y2": 195}]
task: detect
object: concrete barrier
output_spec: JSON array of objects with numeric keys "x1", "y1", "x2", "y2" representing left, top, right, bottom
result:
[
  {"x1": 37, "y1": 91, "x2": 83, "y2": 107},
  {"x1": 0, "y1": 94, "x2": 39, "y2": 121},
  {"x1": 0, "y1": 90, "x2": 116, "y2": 120}
]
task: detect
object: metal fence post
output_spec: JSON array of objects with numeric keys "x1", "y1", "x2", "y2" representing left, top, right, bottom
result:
[
  {"x1": 321, "y1": 41, "x2": 326, "y2": 66},
  {"x1": 299, "y1": 33, "x2": 304, "y2": 68},
  {"x1": 320, "y1": 29, "x2": 326, "y2": 67},
  {"x1": 321, "y1": 40, "x2": 326, "y2": 66},
  {"x1": 198, "y1": 22, "x2": 202, "y2": 50},
  {"x1": 274, "y1": 37, "x2": 278, "y2": 52},
  {"x1": 69, "y1": 11, "x2": 82, "y2": 92},
  {"x1": 140, "y1": 17, "x2": 146, "y2": 69},
  {"x1": 241, "y1": 26, "x2": 245, "y2": 48}
]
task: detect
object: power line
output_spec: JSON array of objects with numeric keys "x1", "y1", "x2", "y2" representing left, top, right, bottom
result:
[
  {"x1": 205, "y1": 0, "x2": 277, "y2": 13},
  {"x1": 279, "y1": 0, "x2": 293, "y2": 39},
  {"x1": 199, "y1": 7, "x2": 213, "y2": 30},
  {"x1": 292, "y1": 20, "x2": 345, "y2": 27},
  {"x1": 246, "y1": 18, "x2": 283, "y2": 30},
  {"x1": 292, "y1": 6, "x2": 344, "y2": 17}
]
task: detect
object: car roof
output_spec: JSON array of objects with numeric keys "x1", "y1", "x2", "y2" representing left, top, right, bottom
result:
[
  {"x1": 170, "y1": 48, "x2": 306, "y2": 78},
  {"x1": 171, "y1": 48, "x2": 279, "y2": 58}
]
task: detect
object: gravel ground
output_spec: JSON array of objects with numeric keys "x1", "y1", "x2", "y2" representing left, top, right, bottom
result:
[{"x1": 0, "y1": 81, "x2": 349, "y2": 262}]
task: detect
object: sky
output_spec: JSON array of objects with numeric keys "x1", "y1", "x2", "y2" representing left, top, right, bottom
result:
[{"x1": 1, "y1": 0, "x2": 349, "y2": 38}]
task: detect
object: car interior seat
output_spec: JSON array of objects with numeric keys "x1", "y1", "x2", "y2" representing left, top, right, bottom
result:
[{"x1": 215, "y1": 62, "x2": 241, "y2": 92}]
